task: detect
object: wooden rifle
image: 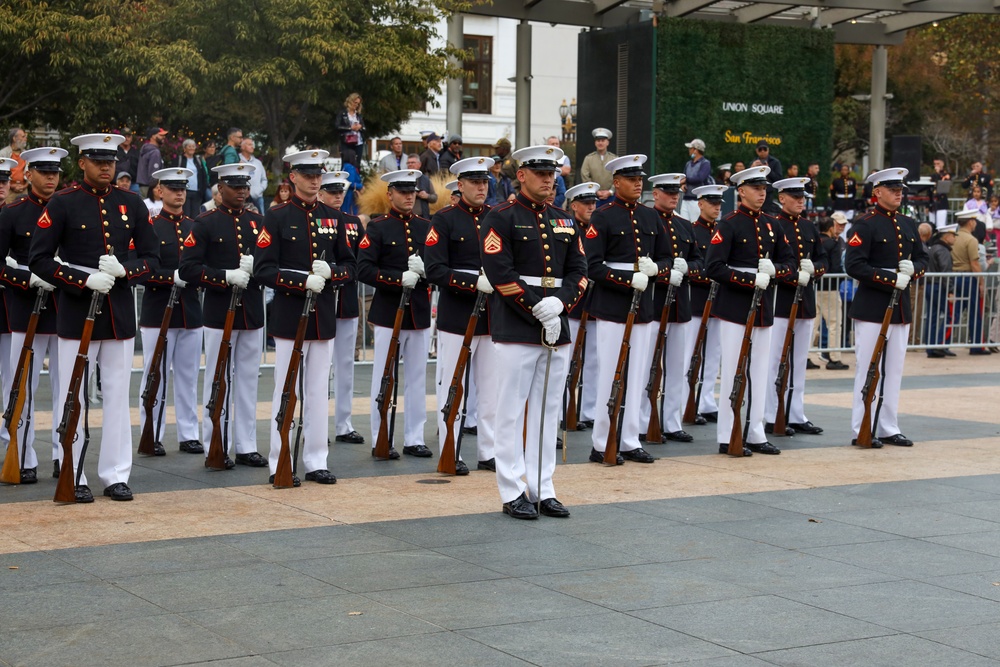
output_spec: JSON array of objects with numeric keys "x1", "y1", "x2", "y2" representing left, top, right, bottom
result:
[
  {"x1": 53, "y1": 289, "x2": 105, "y2": 502},
  {"x1": 205, "y1": 269, "x2": 246, "y2": 470},
  {"x1": 604, "y1": 288, "x2": 642, "y2": 466},
  {"x1": 1, "y1": 289, "x2": 47, "y2": 484},
  {"x1": 727, "y1": 284, "x2": 764, "y2": 457},
  {"x1": 772, "y1": 283, "x2": 803, "y2": 435},
  {"x1": 683, "y1": 281, "x2": 718, "y2": 424},
  {"x1": 438, "y1": 290, "x2": 486, "y2": 475},
  {"x1": 137, "y1": 284, "x2": 181, "y2": 456},
  {"x1": 373, "y1": 286, "x2": 412, "y2": 459},
  {"x1": 644, "y1": 283, "x2": 676, "y2": 444},
  {"x1": 563, "y1": 282, "x2": 593, "y2": 431},
  {"x1": 856, "y1": 289, "x2": 900, "y2": 448}
]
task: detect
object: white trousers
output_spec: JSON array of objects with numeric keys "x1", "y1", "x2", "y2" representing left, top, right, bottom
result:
[
  {"x1": 679, "y1": 318, "x2": 722, "y2": 415},
  {"x1": 331, "y1": 317, "x2": 358, "y2": 436},
  {"x1": 270, "y1": 338, "x2": 332, "y2": 474},
  {"x1": 139, "y1": 327, "x2": 202, "y2": 444},
  {"x1": 4, "y1": 332, "x2": 59, "y2": 469},
  {"x1": 370, "y1": 326, "x2": 428, "y2": 449},
  {"x1": 0, "y1": 334, "x2": 11, "y2": 448},
  {"x1": 493, "y1": 342, "x2": 568, "y2": 504},
  {"x1": 639, "y1": 322, "x2": 691, "y2": 434},
  {"x1": 591, "y1": 320, "x2": 654, "y2": 454},
  {"x1": 56, "y1": 336, "x2": 134, "y2": 488},
  {"x1": 567, "y1": 318, "x2": 599, "y2": 423},
  {"x1": 764, "y1": 317, "x2": 813, "y2": 424},
  {"x1": 852, "y1": 320, "x2": 909, "y2": 438},
  {"x1": 202, "y1": 327, "x2": 262, "y2": 455},
  {"x1": 717, "y1": 321, "x2": 771, "y2": 446},
  {"x1": 435, "y1": 330, "x2": 497, "y2": 462},
  {"x1": 679, "y1": 200, "x2": 701, "y2": 225}
]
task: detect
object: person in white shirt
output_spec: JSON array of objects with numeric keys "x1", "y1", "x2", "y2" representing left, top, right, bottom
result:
[{"x1": 239, "y1": 138, "x2": 268, "y2": 213}]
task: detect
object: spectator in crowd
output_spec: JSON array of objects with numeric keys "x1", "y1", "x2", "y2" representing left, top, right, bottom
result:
[
  {"x1": 143, "y1": 180, "x2": 163, "y2": 216},
  {"x1": 173, "y1": 138, "x2": 209, "y2": 217},
  {"x1": 548, "y1": 136, "x2": 573, "y2": 183},
  {"x1": 336, "y1": 92, "x2": 365, "y2": 170},
  {"x1": 716, "y1": 163, "x2": 732, "y2": 188},
  {"x1": 419, "y1": 133, "x2": 442, "y2": 175},
  {"x1": 204, "y1": 141, "x2": 221, "y2": 190},
  {"x1": 406, "y1": 154, "x2": 437, "y2": 218},
  {"x1": 136, "y1": 126, "x2": 166, "y2": 197},
  {"x1": 580, "y1": 128, "x2": 616, "y2": 205},
  {"x1": 219, "y1": 128, "x2": 242, "y2": 165},
  {"x1": 341, "y1": 161, "x2": 364, "y2": 215},
  {"x1": 987, "y1": 195, "x2": 1000, "y2": 245},
  {"x1": 378, "y1": 136, "x2": 406, "y2": 173},
  {"x1": 553, "y1": 170, "x2": 567, "y2": 209},
  {"x1": 925, "y1": 222, "x2": 955, "y2": 357},
  {"x1": 0, "y1": 127, "x2": 27, "y2": 196},
  {"x1": 681, "y1": 137, "x2": 712, "y2": 220},
  {"x1": 271, "y1": 180, "x2": 292, "y2": 208},
  {"x1": 930, "y1": 156, "x2": 952, "y2": 229},
  {"x1": 488, "y1": 156, "x2": 513, "y2": 205},
  {"x1": 201, "y1": 184, "x2": 221, "y2": 213},
  {"x1": 786, "y1": 164, "x2": 800, "y2": 177},
  {"x1": 962, "y1": 161, "x2": 993, "y2": 199},
  {"x1": 964, "y1": 185, "x2": 988, "y2": 216},
  {"x1": 115, "y1": 127, "x2": 141, "y2": 194},
  {"x1": 239, "y1": 138, "x2": 268, "y2": 213},
  {"x1": 439, "y1": 135, "x2": 463, "y2": 173},
  {"x1": 952, "y1": 209, "x2": 989, "y2": 354},
  {"x1": 750, "y1": 139, "x2": 782, "y2": 214},
  {"x1": 812, "y1": 213, "x2": 848, "y2": 369},
  {"x1": 115, "y1": 171, "x2": 132, "y2": 190},
  {"x1": 733, "y1": 161, "x2": 745, "y2": 174},
  {"x1": 494, "y1": 137, "x2": 517, "y2": 185}
]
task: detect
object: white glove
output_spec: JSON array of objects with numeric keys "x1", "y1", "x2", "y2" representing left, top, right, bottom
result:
[
  {"x1": 225, "y1": 269, "x2": 250, "y2": 289},
  {"x1": 476, "y1": 274, "x2": 494, "y2": 294},
  {"x1": 311, "y1": 259, "x2": 332, "y2": 280},
  {"x1": 631, "y1": 272, "x2": 649, "y2": 292},
  {"x1": 98, "y1": 254, "x2": 126, "y2": 278},
  {"x1": 239, "y1": 254, "x2": 254, "y2": 275},
  {"x1": 305, "y1": 274, "x2": 326, "y2": 294},
  {"x1": 800, "y1": 258, "x2": 814, "y2": 276},
  {"x1": 543, "y1": 318, "x2": 561, "y2": 345},
  {"x1": 407, "y1": 254, "x2": 425, "y2": 277},
  {"x1": 173, "y1": 270, "x2": 187, "y2": 288},
  {"x1": 797, "y1": 270, "x2": 810, "y2": 286},
  {"x1": 894, "y1": 273, "x2": 911, "y2": 291},
  {"x1": 898, "y1": 259, "x2": 914, "y2": 277},
  {"x1": 401, "y1": 270, "x2": 419, "y2": 289},
  {"x1": 4, "y1": 256, "x2": 16, "y2": 269},
  {"x1": 29, "y1": 274, "x2": 55, "y2": 291},
  {"x1": 637, "y1": 256, "x2": 658, "y2": 277},
  {"x1": 673, "y1": 257, "x2": 688, "y2": 275},
  {"x1": 85, "y1": 272, "x2": 115, "y2": 294},
  {"x1": 757, "y1": 258, "x2": 775, "y2": 277},
  {"x1": 669, "y1": 269, "x2": 683, "y2": 287},
  {"x1": 754, "y1": 273, "x2": 770, "y2": 290},
  {"x1": 532, "y1": 296, "x2": 564, "y2": 323}
]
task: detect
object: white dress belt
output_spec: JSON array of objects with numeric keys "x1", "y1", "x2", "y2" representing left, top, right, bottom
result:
[
  {"x1": 66, "y1": 262, "x2": 97, "y2": 273},
  {"x1": 522, "y1": 276, "x2": 563, "y2": 288},
  {"x1": 605, "y1": 261, "x2": 635, "y2": 271},
  {"x1": 728, "y1": 265, "x2": 755, "y2": 274},
  {"x1": 453, "y1": 269, "x2": 479, "y2": 276}
]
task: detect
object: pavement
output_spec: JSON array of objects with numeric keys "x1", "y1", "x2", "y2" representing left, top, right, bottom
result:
[{"x1": 2, "y1": 351, "x2": 1000, "y2": 666}]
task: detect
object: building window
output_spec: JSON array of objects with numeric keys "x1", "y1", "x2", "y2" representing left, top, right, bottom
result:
[{"x1": 463, "y1": 35, "x2": 492, "y2": 115}]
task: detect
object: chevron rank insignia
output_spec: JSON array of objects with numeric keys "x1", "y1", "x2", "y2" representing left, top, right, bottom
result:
[
  {"x1": 848, "y1": 232, "x2": 862, "y2": 247},
  {"x1": 483, "y1": 229, "x2": 503, "y2": 254},
  {"x1": 711, "y1": 230, "x2": 723, "y2": 244},
  {"x1": 359, "y1": 234, "x2": 371, "y2": 249},
  {"x1": 256, "y1": 228, "x2": 272, "y2": 248},
  {"x1": 425, "y1": 227, "x2": 439, "y2": 246}
]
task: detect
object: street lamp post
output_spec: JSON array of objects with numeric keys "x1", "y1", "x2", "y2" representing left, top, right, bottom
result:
[{"x1": 559, "y1": 98, "x2": 577, "y2": 143}]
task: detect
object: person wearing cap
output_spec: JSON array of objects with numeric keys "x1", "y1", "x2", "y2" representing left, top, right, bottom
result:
[
  {"x1": 811, "y1": 213, "x2": 849, "y2": 369},
  {"x1": 357, "y1": 169, "x2": 432, "y2": 460},
  {"x1": 845, "y1": 167, "x2": 928, "y2": 448},
  {"x1": 479, "y1": 145, "x2": 587, "y2": 519},
  {"x1": 0, "y1": 155, "x2": 14, "y2": 206},
  {"x1": 580, "y1": 128, "x2": 616, "y2": 205},
  {"x1": 178, "y1": 162, "x2": 268, "y2": 471},
  {"x1": 751, "y1": 140, "x2": 783, "y2": 215},
  {"x1": 705, "y1": 166, "x2": 797, "y2": 457},
  {"x1": 680, "y1": 139, "x2": 712, "y2": 222},
  {"x1": 444, "y1": 179, "x2": 461, "y2": 206},
  {"x1": 925, "y1": 221, "x2": 956, "y2": 358},
  {"x1": 0, "y1": 149, "x2": 64, "y2": 483},
  {"x1": 319, "y1": 172, "x2": 366, "y2": 445},
  {"x1": 256, "y1": 150, "x2": 356, "y2": 486},
  {"x1": 563, "y1": 182, "x2": 600, "y2": 431},
  {"x1": 584, "y1": 154, "x2": 672, "y2": 466},
  {"x1": 425, "y1": 156, "x2": 499, "y2": 475},
  {"x1": 115, "y1": 172, "x2": 133, "y2": 190},
  {"x1": 28, "y1": 133, "x2": 161, "y2": 502},
  {"x1": 684, "y1": 184, "x2": 728, "y2": 424},
  {"x1": 493, "y1": 137, "x2": 517, "y2": 186},
  {"x1": 439, "y1": 135, "x2": 463, "y2": 174},
  {"x1": 639, "y1": 173, "x2": 705, "y2": 444},
  {"x1": 952, "y1": 209, "x2": 989, "y2": 355},
  {"x1": 137, "y1": 127, "x2": 167, "y2": 198},
  {"x1": 419, "y1": 134, "x2": 443, "y2": 175},
  {"x1": 763, "y1": 178, "x2": 829, "y2": 438},
  {"x1": 137, "y1": 168, "x2": 205, "y2": 457},
  {"x1": 830, "y1": 164, "x2": 858, "y2": 224}
]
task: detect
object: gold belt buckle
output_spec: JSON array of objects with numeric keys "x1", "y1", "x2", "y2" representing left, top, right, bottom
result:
[{"x1": 541, "y1": 277, "x2": 556, "y2": 288}]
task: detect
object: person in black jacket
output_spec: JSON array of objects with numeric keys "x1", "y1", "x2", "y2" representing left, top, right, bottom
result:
[
  {"x1": 811, "y1": 213, "x2": 849, "y2": 369},
  {"x1": 924, "y1": 223, "x2": 956, "y2": 357},
  {"x1": 336, "y1": 92, "x2": 365, "y2": 171}
]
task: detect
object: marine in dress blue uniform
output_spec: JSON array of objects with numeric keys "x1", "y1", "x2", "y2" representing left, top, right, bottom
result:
[
  {"x1": 564, "y1": 182, "x2": 600, "y2": 431},
  {"x1": 0, "y1": 158, "x2": 17, "y2": 468}
]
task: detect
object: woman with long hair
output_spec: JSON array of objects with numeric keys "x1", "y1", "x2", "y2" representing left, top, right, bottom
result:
[
  {"x1": 336, "y1": 92, "x2": 364, "y2": 170},
  {"x1": 270, "y1": 180, "x2": 292, "y2": 208}
]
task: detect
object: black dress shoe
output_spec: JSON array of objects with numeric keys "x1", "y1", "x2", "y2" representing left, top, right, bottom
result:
[
  {"x1": 235, "y1": 452, "x2": 268, "y2": 467},
  {"x1": 666, "y1": 430, "x2": 694, "y2": 442},
  {"x1": 943, "y1": 349, "x2": 957, "y2": 357},
  {"x1": 852, "y1": 437, "x2": 883, "y2": 448},
  {"x1": 719, "y1": 443, "x2": 752, "y2": 456},
  {"x1": 881, "y1": 433, "x2": 913, "y2": 447},
  {"x1": 575, "y1": 422, "x2": 587, "y2": 431},
  {"x1": 19, "y1": 468, "x2": 37, "y2": 484},
  {"x1": 539, "y1": 498, "x2": 570, "y2": 518},
  {"x1": 372, "y1": 447, "x2": 401, "y2": 460},
  {"x1": 224, "y1": 455, "x2": 236, "y2": 470},
  {"x1": 556, "y1": 436, "x2": 563, "y2": 450},
  {"x1": 335, "y1": 431, "x2": 365, "y2": 444},
  {"x1": 502, "y1": 493, "x2": 538, "y2": 520},
  {"x1": 179, "y1": 440, "x2": 204, "y2": 454},
  {"x1": 970, "y1": 348, "x2": 991, "y2": 356},
  {"x1": 621, "y1": 447, "x2": 656, "y2": 463},
  {"x1": 806, "y1": 359, "x2": 820, "y2": 369},
  {"x1": 747, "y1": 441, "x2": 781, "y2": 455},
  {"x1": 153, "y1": 441, "x2": 166, "y2": 457},
  {"x1": 403, "y1": 444, "x2": 433, "y2": 458},
  {"x1": 694, "y1": 414, "x2": 707, "y2": 425},
  {"x1": 580, "y1": 420, "x2": 594, "y2": 429},
  {"x1": 75, "y1": 485, "x2": 94, "y2": 503},
  {"x1": 926, "y1": 350, "x2": 946, "y2": 358},
  {"x1": 477, "y1": 458, "x2": 496, "y2": 471},
  {"x1": 53, "y1": 460, "x2": 60, "y2": 478},
  {"x1": 454, "y1": 460, "x2": 469, "y2": 476},
  {"x1": 304, "y1": 469, "x2": 337, "y2": 484},
  {"x1": 826, "y1": 360, "x2": 850, "y2": 370},
  {"x1": 589, "y1": 447, "x2": 624, "y2": 465},
  {"x1": 269, "y1": 474, "x2": 301, "y2": 487},
  {"x1": 702, "y1": 412, "x2": 718, "y2": 423},
  {"x1": 103, "y1": 482, "x2": 134, "y2": 501},
  {"x1": 790, "y1": 421, "x2": 823, "y2": 435},
  {"x1": 461, "y1": 425, "x2": 478, "y2": 436},
  {"x1": 764, "y1": 423, "x2": 795, "y2": 437}
]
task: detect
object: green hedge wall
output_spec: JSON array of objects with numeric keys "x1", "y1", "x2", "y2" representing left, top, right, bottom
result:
[{"x1": 654, "y1": 18, "x2": 835, "y2": 190}]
